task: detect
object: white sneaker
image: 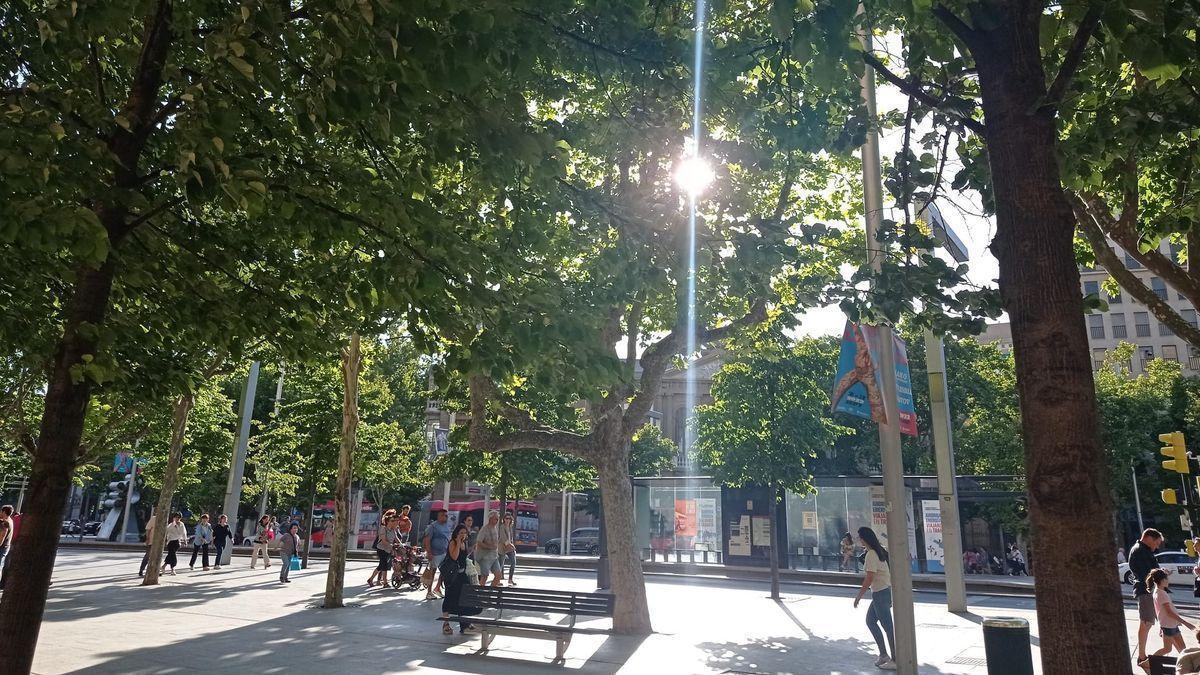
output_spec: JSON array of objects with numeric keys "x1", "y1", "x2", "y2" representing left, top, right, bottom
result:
[{"x1": 878, "y1": 659, "x2": 897, "y2": 670}]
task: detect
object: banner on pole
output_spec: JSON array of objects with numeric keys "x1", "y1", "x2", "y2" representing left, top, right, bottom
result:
[
  {"x1": 831, "y1": 322, "x2": 888, "y2": 424},
  {"x1": 830, "y1": 321, "x2": 917, "y2": 436}
]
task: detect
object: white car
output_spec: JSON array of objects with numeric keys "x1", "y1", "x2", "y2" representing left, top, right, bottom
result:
[{"x1": 1120, "y1": 550, "x2": 1196, "y2": 586}]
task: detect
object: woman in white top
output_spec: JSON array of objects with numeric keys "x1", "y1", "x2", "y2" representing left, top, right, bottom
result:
[
  {"x1": 853, "y1": 526, "x2": 896, "y2": 671},
  {"x1": 161, "y1": 513, "x2": 188, "y2": 576},
  {"x1": 1150, "y1": 568, "x2": 1194, "y2": 657}
]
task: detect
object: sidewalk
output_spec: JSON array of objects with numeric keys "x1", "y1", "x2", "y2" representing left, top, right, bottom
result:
[{"x1": 22, "y1": 548, "x2": 1153, "y2": 674}]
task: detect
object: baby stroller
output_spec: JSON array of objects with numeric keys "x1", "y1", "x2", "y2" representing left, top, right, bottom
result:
[{"x1": 390, "y1": 543, "x2": 426, "y2": 591}]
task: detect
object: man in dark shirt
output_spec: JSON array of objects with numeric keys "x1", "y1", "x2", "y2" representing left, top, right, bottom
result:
[{"x1": 1129, "y1": 528, "x2": 1164, "y2": 668}]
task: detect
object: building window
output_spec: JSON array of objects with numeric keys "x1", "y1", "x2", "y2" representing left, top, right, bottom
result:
[
  {"x1": 1125, "y1": 252, "x2": 1143, "y2": 269},
  {"x1": 1152, "y1": 277, "x2": 1168, "y2": 301},
  {"x1": 1087, "y1": 314, "x2": 1105, "y2": 339},
  {"x1": 1164, "y1": 345, "x2": 1180, "y2": 363},
  {"x1": 1109, "y1": 290, "x2": 1123, "y2": 304},
  {"x1": 1185, "y1": 309, "x2": 1198, "y2": 328},
  {"x1": 1140, "y1": 345, "x2": 1155, "y2": 370},
  {"x1": 1135, "y1": 312, "x2": 1151, "y2": 337},
  {"x1": 1111, "y1": 313, "x2": 1127, "y2": 339},
  {"x1": 1161, "y1": 320, "x2": 1174, "y2": 336},
  {"x1": 1171, "y1": 242, "x2": 1183, "y2": 263},
  {"x1": 1084, "y1": 280, "x2": 1100, "y2": 297},
  {"x1": 1092, "y1": 348, "x2": 1106, "y2": 369},
  {"x1": 1190, "y1": 346, "x2": 1200, "y2": 371}
]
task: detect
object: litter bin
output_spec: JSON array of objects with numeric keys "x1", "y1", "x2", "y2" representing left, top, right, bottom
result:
[{"x1": 982, "y1": 617, "x2": 1034, "y2": 675}]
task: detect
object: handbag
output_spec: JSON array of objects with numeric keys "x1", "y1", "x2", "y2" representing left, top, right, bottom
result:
[{"x1": 465, "y1": 558, "x2": 480, "y2": 578}]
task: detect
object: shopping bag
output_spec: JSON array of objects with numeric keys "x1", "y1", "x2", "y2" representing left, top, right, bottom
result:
[{"x1": 290, "y1": 556, "x2": 301, "y2": 571}]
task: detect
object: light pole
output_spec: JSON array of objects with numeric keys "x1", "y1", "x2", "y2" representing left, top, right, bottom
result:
[
  {"x1": 858, "y1": 16, "x2": 918, "y2": 672},
  {"x1": 220, "y1": 361, "x2": 260, "y2": 564}
]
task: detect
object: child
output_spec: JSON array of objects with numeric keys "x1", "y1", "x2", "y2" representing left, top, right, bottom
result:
[{"x1": 1151, "y1": 568, "x2": 1195, "y2": 658}]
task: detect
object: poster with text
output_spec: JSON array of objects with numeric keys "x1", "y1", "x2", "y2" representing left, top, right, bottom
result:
[
  {"x1": 892, "y1": 334, "x2": 918, "y2": 436},
  {"x1": 922, "y1": 500, "x2": 945, "y2": 573},
  {"x1": 831, "y1": 322, "x2": 888, "y2": 424}
]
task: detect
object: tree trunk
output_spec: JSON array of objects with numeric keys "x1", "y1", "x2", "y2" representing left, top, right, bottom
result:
[
  {"x1": 972, "y1": 14, "x2": 1128, "y2": 671},
  {"x1": 324, "y1": 334, "x2": 361, "y2": 609},
  {"x1": 143, "y1": 393, "x2": 197, "y2": 586},
  {"x1": 595, "y1": 443, "x2": 652, "y2": 633},
  {"x1": 768, "y1": 484, "x2": 781, "y2": 601},
  {"x1": 0, "y1": 262, "x2": 118, "y2": 674}
]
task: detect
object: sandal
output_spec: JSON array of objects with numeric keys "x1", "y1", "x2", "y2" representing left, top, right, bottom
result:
[{"x1": 442, "y1": 622, "x2": 453, "y2": 635}]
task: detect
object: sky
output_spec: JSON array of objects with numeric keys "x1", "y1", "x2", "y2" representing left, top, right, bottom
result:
[{"x1": 793, "y1": 70, "x2": 1002, "y2": 338}]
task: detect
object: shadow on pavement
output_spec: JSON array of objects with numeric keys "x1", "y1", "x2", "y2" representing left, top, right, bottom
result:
[{"x1": 698, "y1": 634, "x2": 960, "y2": 675}]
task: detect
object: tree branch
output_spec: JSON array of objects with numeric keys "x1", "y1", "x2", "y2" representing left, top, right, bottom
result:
[
  {"x1": 1043, "y1": 3, "x2": 1103, "y2": 111},
  {"x1": 1074, "y1": 195, "x2": 1200, "y2": 348},
  {"x1": 932, "y1": 4, "x2": 979, "y2": 48},
  {"x1": 467, "y1": 375, "x2": 593, "y2": 458},
  {"x1": 862, "y1": 53, "x2": 986, "y2": 135},
  {"x1": 623, "y1": 300, "x2": 768, "y2": 435}
]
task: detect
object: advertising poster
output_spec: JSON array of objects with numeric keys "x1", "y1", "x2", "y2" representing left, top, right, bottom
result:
[
  {"x1": 728, "y1": 515, "x2": 751, "y2": 556},
  {"x1": 674, "y1": 499, "x2": 698, "y2": 538},
  {"x1": 831, "y1": 322, "x2": 888, "y2": 424},
  {"x1": 869, "y1": 486, "x2": 919, "y2": 572},
  {"x1": 831, "y1": 321, "x2": 918, "y2": 436},
  {"x1": 922, "y1": 500, "x2": 945, "y2": 572},
  {"x1": 751, "y1": 516, "x2": 772, "y2": 546},
  {"x1": 892, "y1": 334, "x2": 918, "y2": 436},
  {"x1": 802, "y1": 511, "x2": 818, "y2": 530}
]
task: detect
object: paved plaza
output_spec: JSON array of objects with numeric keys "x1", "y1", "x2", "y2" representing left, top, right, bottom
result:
[{"x1": 21, "y1": 549, "x2": 1157, "y2": 674}]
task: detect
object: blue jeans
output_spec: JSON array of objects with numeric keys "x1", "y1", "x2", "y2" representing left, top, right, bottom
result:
[{"x1": 866, "y1": 588, "x2": 895, "y2": 660}]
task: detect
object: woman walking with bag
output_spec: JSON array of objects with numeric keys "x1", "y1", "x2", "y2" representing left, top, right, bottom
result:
[
  {"x1": 279, "y1": 522, "x2": 301, "y2": 584},
  {"x1": 853, "y1": 527, "x2": 896, "y2": 671},
  {"x1": 161, "y1": 513, "x2": 188, "y2": 576},
  {"x1": 438, "y1": 524, "x2": 482, "y2": 635},
  {"x1": 190, "y1": 514, "x2": 214, "y2": 571}
]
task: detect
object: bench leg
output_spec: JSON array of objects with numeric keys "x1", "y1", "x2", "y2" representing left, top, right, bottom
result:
[
  {"x1": 554, "y1": 634, "x2": 572, "y2": 662},
  {"x1": 480, "y1": 628, "x2": 494, "y2": 652}
]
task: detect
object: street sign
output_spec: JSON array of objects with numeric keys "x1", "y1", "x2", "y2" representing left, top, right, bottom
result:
[
  {"x1": 1182, "y1": 512, "x2": 1193, "y2": 532},
  {"x1": 113, "y1": 453, "x2": 147, "y2": 474}
]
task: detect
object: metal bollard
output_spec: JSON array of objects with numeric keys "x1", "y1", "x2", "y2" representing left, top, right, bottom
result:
[{"x1": 982, "y1": 617, "x2": 1034, "y2": 675}]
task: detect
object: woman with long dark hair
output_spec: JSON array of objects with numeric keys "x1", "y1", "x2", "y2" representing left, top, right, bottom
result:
[
  {"x1": 438, "y1": 523, "x2": 481, "y2": 635},
  {"x1": 853, "y1": 526, "x2": 896, "y2": 670}
]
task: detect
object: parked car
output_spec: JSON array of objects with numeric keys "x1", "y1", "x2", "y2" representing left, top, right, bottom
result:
[
  {"x1": 82, "y1": 521, "x2": 103, "y2": 536},
  {"x1": 61, "y1": 520, "x2": 81, "y2": 535},
  {"x1": 544, "y1": 527, "x2": 600, "y2": 555},
  {"x1": 1119, "y1": 550, "x2": 1196, "y2": 586}
]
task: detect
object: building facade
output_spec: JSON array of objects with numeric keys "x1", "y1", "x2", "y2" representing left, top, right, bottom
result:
[{"x1": 977, "y1": 240, "x2": 1200, "y2": 375}]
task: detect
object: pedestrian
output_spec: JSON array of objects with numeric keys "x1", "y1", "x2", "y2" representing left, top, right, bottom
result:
[
  {"x1": 474, "y1": 511, "x2": 503, "y2": 587},
  {"x1": 190, "y1": 514, "x2": 214, "y2": 571},
  {"x1": 1176, "y1": 629, "x2": 1200, "y2": 674},
  {"x1": 501, "y1": 511, "x2": 518, "y2": 586},
  {"x1": 1150, "y1": 568, "x2": 1195, "y2": 658},
  {"x1": 853, "y1": 526, "x2": 896, "y2": 671},
  {"x1": 138, "y1": 508, "x2": 157, "y2": 577},
  {"x1": 279, "y1": 522, "x2": 301, "y2": 584},
  {"x1": 369, "y1": 515, "x2": 398, "y2": 587},
  {"x1": 1131, "y1": 528, "x2": 1165, "y2": 671},
  {"x1": 250, "y1": 515, "x2": 272, "y2": 569},
  {"x1": 0, "y1": 506, "x2": 20, "y2": 590},
  {"x1": 462, "y1": 514, "x2": 477, "y2": 555},
  {"x1": 212, "y1": 514, "x2": 233, "y2": 569},
  {"x1": 1007, "y1": 545, "x2": 1027, "y2": 576},
  {"x1": 840, "y1": 532, "x2": 856, "y2": 572},
  {"x1": 0, "y1": 505, "x2": 13, "y2": 587},
  {"x1": 161, "y1": 512, "x2": 188, "y2": 576},
  {"x1": 438, "y1": 523, "x2": 482, "y2": 635},
  {"x1": 1118, "y1": 547, "x2": 1127, "y2": 565},
  {"x1": 397, "y1": 505, "x2": 413, "y2": 544},
  {"x1": 424, "y1": 509, "x2": 452, "y2": 600}
]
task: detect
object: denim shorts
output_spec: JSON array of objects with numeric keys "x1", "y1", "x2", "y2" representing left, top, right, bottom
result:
[{"x1": 1164, "y1": 626, "x2": 1182, "y2": 637}]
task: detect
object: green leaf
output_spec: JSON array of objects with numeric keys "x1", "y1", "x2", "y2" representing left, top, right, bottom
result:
[{"x1": 226, "y1": 55, "x2": 255, "y2": 81}]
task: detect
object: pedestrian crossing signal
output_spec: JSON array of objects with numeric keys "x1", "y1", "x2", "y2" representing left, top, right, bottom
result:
[{"x1": 1163, "y1": 488, "x2": 1181, "y2": 505}]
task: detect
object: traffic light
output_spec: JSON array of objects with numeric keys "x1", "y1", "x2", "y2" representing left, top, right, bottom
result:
[
  {"x1": 1164, "y1": 488, "x2": 1182, "y2": 505},
  {"x1": 1161, "y1": 432, "x2": 1189, "y2": 473},
  {"x1": 1188, "y1": 540, "x2": 1198, "y2": 558}
]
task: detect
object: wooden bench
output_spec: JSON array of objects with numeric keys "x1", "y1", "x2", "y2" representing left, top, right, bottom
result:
[
  {"x1": 1150, "y1": 655, "x2": 1177, "y2": 675},
  {"x1": 445, "y1": 586, "x2": 614, "y2": 662}
]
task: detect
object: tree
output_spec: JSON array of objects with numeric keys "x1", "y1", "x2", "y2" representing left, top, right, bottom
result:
[
  {"x1": 1, "y1": 1, "x2": 566, "y2": 660},
  {"x1": 789, "y1": 0, "x2": 1164, "y2": 663},
  {"x1": 695, "y1": 339, "x2": 849, "y2": 599},
  {"x1": 454, "y1": 0, "x2": 870, "y2": 633},
  {"x1": 324, "y1": 334, "x2": 361, "y2": 609}
]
